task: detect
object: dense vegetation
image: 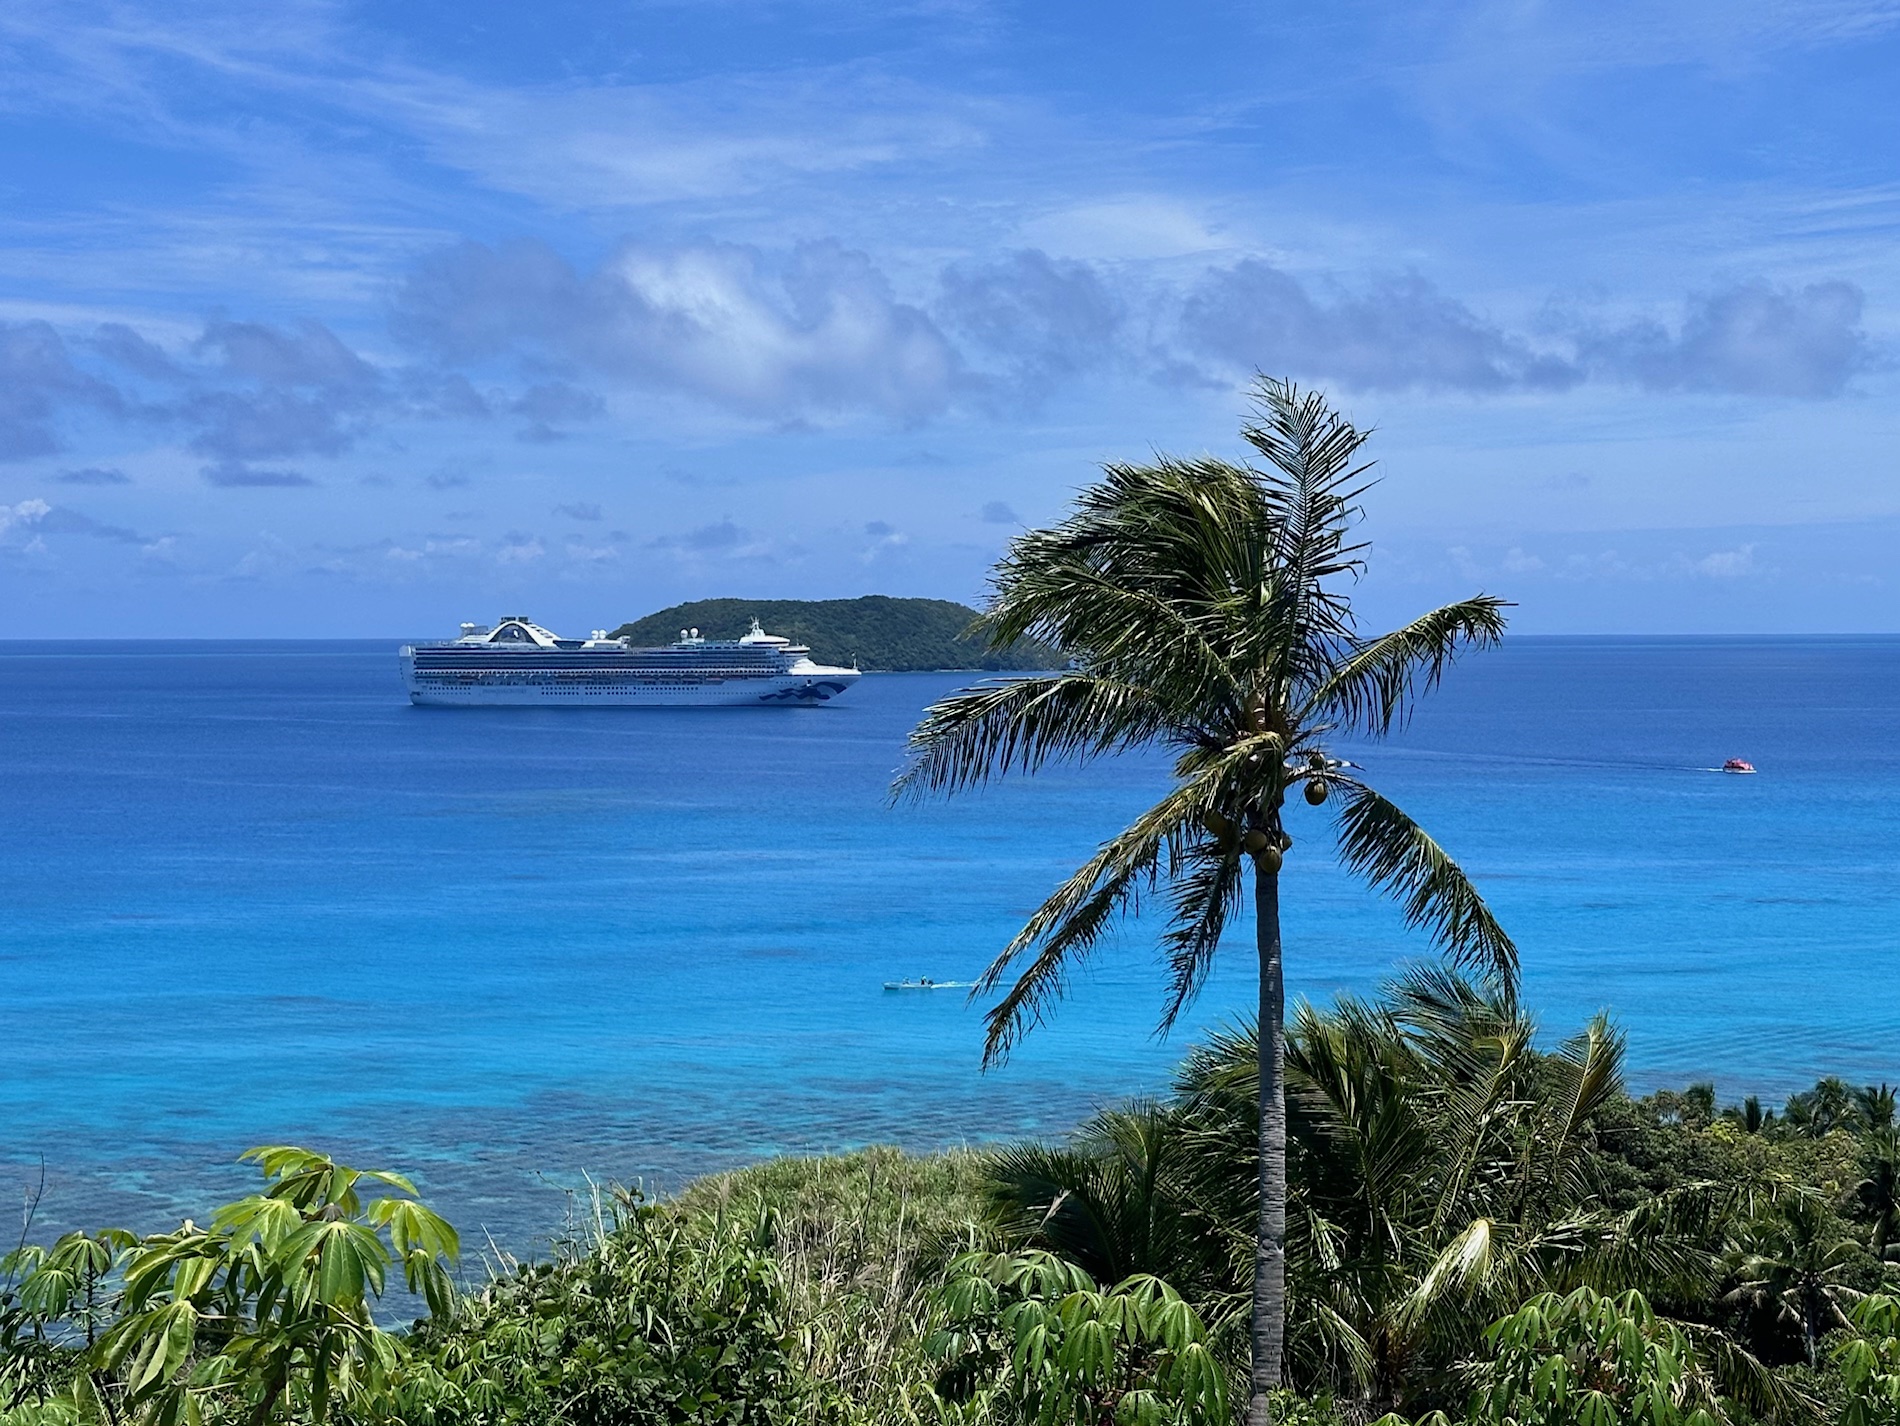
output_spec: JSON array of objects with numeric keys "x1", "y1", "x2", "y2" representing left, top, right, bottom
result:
[
  {"x1": 7, "y1": 987, "x2": 1900, "y2": 1426},
  {"x1": 609, "y1": 597, "x2": 1065, "y2": 672}
]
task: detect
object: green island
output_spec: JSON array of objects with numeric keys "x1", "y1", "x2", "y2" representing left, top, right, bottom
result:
[
  {"x1": 609, "y1": 595, "x2": 1065, "y2": 672},
  {"x1": 7, "y1": 382, "x2": 1895, "y2": 1426}
]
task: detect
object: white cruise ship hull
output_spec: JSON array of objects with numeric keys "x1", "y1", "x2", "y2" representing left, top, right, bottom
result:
[
  {"x1": 401, "y1": 617, "x2": 861, "y2": 708},
  {"x1": 402, "y1": 667, "x2": 859, "y2": 707}
]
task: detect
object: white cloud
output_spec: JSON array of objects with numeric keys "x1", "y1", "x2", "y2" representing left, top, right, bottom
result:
[
  {"x1": 1019, "y1": 198, "x2": 1232, "y2": 261},
  {"x1": 1181, "y1": 262, "x2": 1581, "y2": 394},
  {"x1": 1501, "y1": 546, "x2": 1545, "y2": 573},
  {"x1": 1687, "y1": 544, "x2": 1759, "y2": 578},
  {"x1": 1576, "y1": 282, "x2": 1870, "y2": 398},
  {"x1": 496, "y1": 538, "x2": 545, "y2": 564},
  {"x1": 392, "y1": 237, "x2": 960, "y2": 424},
  {"x1": 0, "y1": 497, "x2": 52, "y2": 535}
]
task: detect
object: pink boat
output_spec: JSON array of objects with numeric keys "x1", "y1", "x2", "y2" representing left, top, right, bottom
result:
[{"x1": 1722, "y1": 758, "x2": 1757, "y2": 774}]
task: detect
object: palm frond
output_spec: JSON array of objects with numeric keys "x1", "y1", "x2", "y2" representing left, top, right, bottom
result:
[
  {"x1": 1429, "y1": 1018, "x2": 1534, "y2": 1230},
  {"x1": 1680, "y1": 1320, "x2": 1814, "y2": 1424},
  {"x1": 976, "y1": 501, "x2": 1249, "y2": 717},
  {"x1": 974, "y1": 779, "x2": 1206, "y2": 1063},
  {"x1": 1308, "y1": 597, "x2": 1511, "y2": 738},
  {"x1": 1538, "y1": 1016, "x2": 1625, "y2": 1208},
  {"x1": 1564, "y1": 1187, "x2": 1730, "y2": 1301},
  {"x1": 1404, "y1": 1217, "x2": 1506, "y2": 1322},
  {"x1": 975, "y1": 733, "x2": 1290, "y2": 1061},
  {"x1": 1240, "y1": 376, "x2": 1376, "y2": 697},
  {"x1": 974, "y1": 457, "x2": 1297, "y2": 746},
  {"x1": 1333, "y1": 782, "x2": 1518, "y2": 989},
  {"x1": 1156, "y1": 845, "x2": 1248, "y2": 1034},
  {"x1": 892, "y1": 671, "x2": 1178, "y2": 800}
]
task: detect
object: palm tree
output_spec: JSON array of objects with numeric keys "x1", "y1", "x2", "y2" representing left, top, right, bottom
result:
[
  {"x1": 1784, "y1": 1076, "x2": 1859, "y2": 1137},
  {"x1": 1856, "y1": 1083, "x2": 1898, "y2": 1132},
  {"x1": 894, "y1": 376, "x2": 1517, "y2": 1426},
  {"x1": 1722, "y1": 1096, "x2": 1773, "y2": 1135},
  {"x1": 1857, "y1": 1128, "x2": 1900, "y2": 1258},
  {"x1": 1725, "y1": 1193, "x2": 1864, "y2": 1364},
  {"x1": 979, "y1": 970, "x2": 1755, "y2": 1419}
]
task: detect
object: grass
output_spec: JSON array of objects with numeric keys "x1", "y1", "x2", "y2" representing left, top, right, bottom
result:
[{"x1": 677, "y1": 1147, "x2": 999, "y2": 1421}]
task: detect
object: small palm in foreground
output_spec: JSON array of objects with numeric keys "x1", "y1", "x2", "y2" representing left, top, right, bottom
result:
[{"x1": 895, "y1": 376, "x2": 1517, "y2": 1426}]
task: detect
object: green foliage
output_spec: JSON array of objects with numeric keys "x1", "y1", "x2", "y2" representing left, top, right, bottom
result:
[
  {"x1": 676, "y1": 1148, "x2": 995, "y2": 1423},
  {"x1": 1446, "y1": 1287, "x2": 1749, "y2": 1426},
  {"x1": 3, "y1": 1226, "x2": 138, "y2": 1416},
  {"x1": 981, "y1": 971, "x2": 1806, "y2": 1417},
  {"x1": 0, "y1": 1147, "x2": 457, "y2": 1426},
  {"x1": 1726, "y1": 1191, "x2": 1869, "y2": 1365},
  {"x1": 609, "y1": 596, "x2": 1064, "y2": 672},
  {"x1": 981, "y1": 1107, "x2": 1231, "y2": 1311},
  {"x1": 927, "y1": 1251, "x2": 1228, "y2": 1425},
  {"x1": 402, "y1": 1192, "x2": 802, "y2": 1426},
  {"x1": 1836, "y1": 1293, "x2": 1900, "y2": 1426}
]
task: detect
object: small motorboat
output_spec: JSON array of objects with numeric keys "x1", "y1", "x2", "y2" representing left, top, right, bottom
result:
[
  {"x1": 882, "y1": 978, "x2": 969, "y2": 991},
  {"x1": 1721, "y1": 758, "x2": 1757, "y2": 774}
]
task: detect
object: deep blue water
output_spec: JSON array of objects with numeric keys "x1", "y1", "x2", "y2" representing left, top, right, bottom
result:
[{"x1": 3, "y1": 637, "x2": 1898, "y2": 1249}]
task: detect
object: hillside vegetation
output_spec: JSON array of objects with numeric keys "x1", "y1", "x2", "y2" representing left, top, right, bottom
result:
[
  {"x1": 610, "y1": 596, "x2": 1064, "y2": 672},
  {"x1": 10, "y1": 998, "x2": 1900, "y2": 1426}
]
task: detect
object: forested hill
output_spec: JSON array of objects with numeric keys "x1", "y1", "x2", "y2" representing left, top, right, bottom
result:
[{"x1": 610, "y1": 596, "x2": 1064, "y2": 672}]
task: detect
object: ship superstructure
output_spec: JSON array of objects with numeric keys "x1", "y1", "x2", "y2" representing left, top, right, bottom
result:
[{"x1": 400, "y1": 617, "x2": 861, "y2": 707}]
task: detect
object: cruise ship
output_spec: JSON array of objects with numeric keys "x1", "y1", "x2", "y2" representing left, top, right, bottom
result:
[{"x1": 400, "y1": 617, "x2": 861, "y2": 707}]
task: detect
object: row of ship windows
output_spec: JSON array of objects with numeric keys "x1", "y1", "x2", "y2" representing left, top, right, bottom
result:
[
  {"x1": 415, "y1": 672, "x2": 775, "y2": 685},
  {"x1": 415, "y1": 668, "x2": 776, "y2": 679},
  {"x1": 412, "y1": 664, "x2": 782, "y2": 675},
  {"x1": 434, "y1": 686, "x2": 723, "y2": 695}
]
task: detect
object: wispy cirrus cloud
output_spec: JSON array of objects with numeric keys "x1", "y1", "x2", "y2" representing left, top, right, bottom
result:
[
  {"x1": 201, "y1": 460, "x2": 316, "y2": 488},
  {"x1": 57, "y1": 466, "x2": 131, "y2": 485}
]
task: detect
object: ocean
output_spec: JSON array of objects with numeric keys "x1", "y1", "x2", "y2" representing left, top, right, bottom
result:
[{"x1": 3, "y1": 637, "x2": 1897, "y2": 1250}]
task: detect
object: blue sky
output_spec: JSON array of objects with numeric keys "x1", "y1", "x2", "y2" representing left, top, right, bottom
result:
[{"x1": 1, "y1": 0, "x2": 1896, "y2": 636}]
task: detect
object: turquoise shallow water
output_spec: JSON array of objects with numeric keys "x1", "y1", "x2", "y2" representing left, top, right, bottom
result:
[{"x1": 2, "y1": 637, "x2": 1897, "y2": 1248}]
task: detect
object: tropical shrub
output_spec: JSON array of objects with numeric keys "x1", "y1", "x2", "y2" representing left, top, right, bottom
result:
[
  {"x1": 403, "y1": 1193, "x2": 803, "y2": 1426},
  {"x1": 1, "y1": 1146, "x2": 458, "y2": 1426},
  {"x1": 985, "y1": 971, "x2": 1747, "y2": 1417},
  {"x1": 926, "y1": 1250, "x2": 1229, "y2": 1425},
  {"x1": 1835, "y1": 1293, "x2": 1900, "y2": 1426},
  {"x1": 1431, "y1": 1287, "x2": 1767, "y2": 1426},
  {"x1": 2, "y1": 1227, "x2": 136, "y2": 1420}
]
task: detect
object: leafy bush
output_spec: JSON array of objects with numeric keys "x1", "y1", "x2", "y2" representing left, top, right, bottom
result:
[
  {"x1": 404, "y1": 1194, "x2": 803, "y2": 1426},
  {"x1": 1836, "y1": 1294, "x2": 1900, "y2": 1426},
  {"x1": 1426, "y1": 1287, "x2": 1769, "y2": 1426},
  {"x1": 678, "y1": 1148, "x2": 993, "y2": 1422},
  {"x1": 926, "y1": 1250, "x2": 1228, "y2": 1425},
  {"x1": 1, "y1": 1146, "x2": 458, "y2": 1426}
]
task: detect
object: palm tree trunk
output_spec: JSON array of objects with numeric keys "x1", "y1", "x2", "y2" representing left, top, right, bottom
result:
[{"x1": 1248, "y1": 858, "x2": 1286, "y2": 1426}]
